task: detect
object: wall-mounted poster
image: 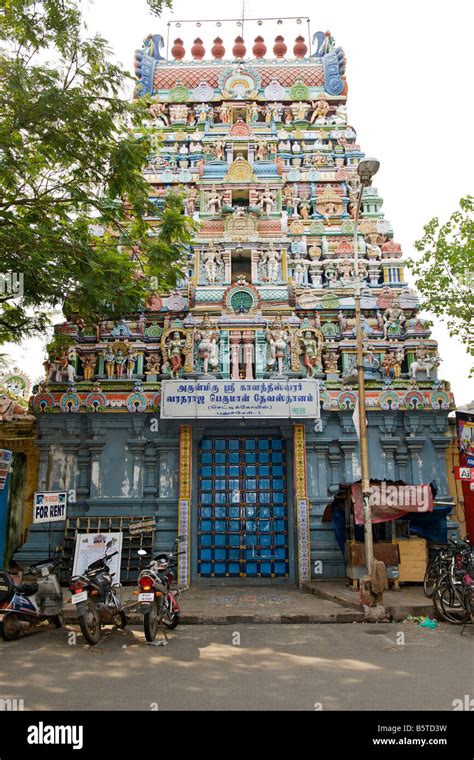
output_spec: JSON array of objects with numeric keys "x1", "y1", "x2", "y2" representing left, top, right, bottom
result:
[
  {"x1": 0, "y1": 450, "x2": 13, "y2": 490},
  {"x1": 72, "y1": 533, "x2": 123, "y2": 583}
]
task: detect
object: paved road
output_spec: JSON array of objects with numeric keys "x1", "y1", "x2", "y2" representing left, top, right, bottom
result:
[{"x1": 0, "y1": 623, "x2": 472, "y2": 711}]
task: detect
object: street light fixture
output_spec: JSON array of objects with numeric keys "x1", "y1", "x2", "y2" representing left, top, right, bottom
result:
[{"x1": 353, "y1": 158, "x2": 380, "y2": 588}]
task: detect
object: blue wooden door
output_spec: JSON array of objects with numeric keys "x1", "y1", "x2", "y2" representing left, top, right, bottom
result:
[{"x1": 197, "y1": 436, "x2": 289, "y2": 577}]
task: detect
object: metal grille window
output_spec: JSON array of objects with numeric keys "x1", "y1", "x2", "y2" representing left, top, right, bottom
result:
[{"x1": 198, "y1": 436, "x2": 289, "y2": 577}]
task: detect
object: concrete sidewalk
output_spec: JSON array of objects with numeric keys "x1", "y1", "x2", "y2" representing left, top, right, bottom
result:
[
  {"x1": 63, "y1": 580, "x2": 435, "y2": 624},
  {"x1": 303, "y1": 580, "x2": 434, "y2": 622}
]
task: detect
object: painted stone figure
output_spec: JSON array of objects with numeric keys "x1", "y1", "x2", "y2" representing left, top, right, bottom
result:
[
  {"x1": 310, "y1": 96, "x2": 329, "y2": 124},
  {"x1": 203, "y1": 245, "x2": 222, "y2": 284},
  {"x1": 383, "y1": 300, "x2": 406, "y2": 338},
  {"x1": 260, "y1": 244, "x2": 281, "y2": 283},
  {"x1": 266, "y1": 316, "x2": 288, "y2": 376},
  {"x1": 323, "y1": 350, "x2": 339, "y2": 375},
  {"x1": 126, "y1": 348, "x2": 137, "y2": 380},
  {"x1": 163, "y1": 330, "x2": 186, "y2": 378},
  {"x1": 81, "y1": 353, "x2": 96, "y2": 381},
  {"x1": 185, "y1": 186, "x2": 199, "y2": 215},
  {"x1": 258, "y1": 186, "x2": 275, "y2": 214},
  {"x1": 196, "y1": 315, "x2": 219, "y2": 375},
  {"x1": 103, "y1": 349, "x2": 115, "y2": 379},
  {"x1": 381, "y1": 349, "x2": 404, "y2": 380},
  {"x1": 206, "y1": 185, "x2": 221, "y2": 214},
  {"x1": 410, "y1": 346, "x2": 440, "y2": 380},
  {"x1": 297, "y1": 326, "x2": 323, "y2": 377},
  {"x1": 145, "y1": 353, "x2": 161, "y2": 374}
]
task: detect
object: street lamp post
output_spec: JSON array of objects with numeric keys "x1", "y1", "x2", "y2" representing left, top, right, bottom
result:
[{"x1": 353, "y1": 158, "x2": 380, "y2": 587}]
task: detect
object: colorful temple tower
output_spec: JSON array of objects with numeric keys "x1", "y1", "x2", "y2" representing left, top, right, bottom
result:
[{"x1": 18, "y1": 25, "x2": 455, "y2": 586}]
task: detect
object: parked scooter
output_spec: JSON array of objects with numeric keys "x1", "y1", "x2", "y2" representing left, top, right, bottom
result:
[
  {"x1": 137, "y1": 535, "x2": 187, "y2": 642},
  {"x1": 69, "y1": 540, "x2": 127, "y2": 645},
  {"x1": 0, "y1": 558, "x2": 63, "y2": 640}
]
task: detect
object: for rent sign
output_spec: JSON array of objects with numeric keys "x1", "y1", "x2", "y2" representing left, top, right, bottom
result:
[{"x1": 33, "y1": 492, "x2": 67, "y2": 523}]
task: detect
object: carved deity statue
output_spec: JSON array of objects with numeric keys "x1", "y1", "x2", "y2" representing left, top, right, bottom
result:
[
  {"x1": 247, "y1": 102, "x2": 260, "y2": 123},
  {"x1": 322, "y1": 351, "x2": 340, "y2": 375},
  {"x1": 383, "y1": 300, "x2": 406, "y2": 338},
  {"x1": 297, "y1": 327, "x2": 323, "y2": 378},
  {"x1": 338, "y1": 258, "x2": 353, "y2": 282},
  {"x1": 169, "y1": 104, "x2": 188, "y2": 123},
  {"x1": 205, "y1": 185, "x2": 221, "y2": 214},
  {"x1": 255, "y1": 139, "x2": 267, "y2": 161},
  {"x1": 185, "y1": 185, "x2": 199, "y2": 216},
  {"x1": 266, "y1": 316, "x2": 288, "y2": 376},
  {"x1": 258, "y1": 186, "x2": 275, "y2": 215},
  {"x1": 196, "y1": 315, "x2": 219, "y2": 375},
  {"x1": 381, "y1": 349, "x2": 404, "y2": 380},
  {"x1": 163, "y1": 330, "x2": 186, "y2": 378},
  {"x1": 260, "y1": 243, "x2": 281, "y2": 283},
  {"x1": 145, "y1": 353, "x2": 161, "y2": 374},
  {"x1": 81, "y1": 353, "x2": 97, "y2": 381},
  {"x1": 114, "y1": 350, "x2": 126, "y2": 379},
  {"x1": 294, "y1": 101, "x2": 308, "y2": 121},
  {"x1": 310, "y1": 96, "x2": 329, "y2": 124},
  {"x1": 195, "y1": 103, "x2": 212, "y2": 123},
  {"x1": 203, "y1": 244, "x2": 222, "y2": 284},
  {"x1": 149, "y1": 101, "x2": 169, "y2": 125},
  {"x1": 126, "y1": 348, "x2": 137, "y2": 380},
  {"x1": 103, "y1": 349, "x2": 115, "y2": 379},
  {"x1": 218, "y1": 103, "x2": 230, "y2": 123},
  {"x1": 214, "y1": 139, "x2": 225, "y2": 161}
]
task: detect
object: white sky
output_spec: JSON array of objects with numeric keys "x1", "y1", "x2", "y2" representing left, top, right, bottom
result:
[{"x1": 5, "y1": 0, "x2": 474, "y2": 404}]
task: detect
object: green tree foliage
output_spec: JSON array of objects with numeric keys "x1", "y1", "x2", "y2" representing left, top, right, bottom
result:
[
  {"x1": 409, "y1": 196, "x2": 474, "y2": 374},
  {"x1": 0, "y1": 0, "x2": 192, "y2": 342}
]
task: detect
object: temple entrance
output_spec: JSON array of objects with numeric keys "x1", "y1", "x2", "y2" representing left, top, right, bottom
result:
[{"x1": 197, "y1": 436, "x2": 289, "y2": 578}]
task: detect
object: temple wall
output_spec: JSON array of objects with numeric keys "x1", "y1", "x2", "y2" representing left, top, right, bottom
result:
[{"x1": 15, "y1": 408, "x2": 453, "y2": 582}]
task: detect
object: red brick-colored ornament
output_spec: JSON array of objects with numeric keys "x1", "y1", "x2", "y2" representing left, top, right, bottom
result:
[
  {"x1": 252, "y1": 36, "x2": 267, "y2": 59},
  {"x1": 273, "y1": 35, "x2": 287, "y2": 59},
  {"x1": 171, "y1": 38, "x2": 185, "y2": 61},
  {"x1": 293, "y1": 35, "x2": 308, "y2": 59},
  {"x1": 233, "y1": 36, "x2": 246, "y2": 58},
  {"x1": 211, "y1": 37, "x2": 225, "y2": 60},
  {"x1": 191, "y1": 37, "x2": 205, "y2": 61}
]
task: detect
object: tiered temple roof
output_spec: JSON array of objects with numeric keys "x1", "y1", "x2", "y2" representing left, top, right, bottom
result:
[{"x1": 31, "y1": 27, "x2": 453, "y2": 415}]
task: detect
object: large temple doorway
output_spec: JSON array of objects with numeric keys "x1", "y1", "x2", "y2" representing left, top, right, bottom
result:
[{"x1": 197, "y1": 436, "x2": 289, "y2": 578}]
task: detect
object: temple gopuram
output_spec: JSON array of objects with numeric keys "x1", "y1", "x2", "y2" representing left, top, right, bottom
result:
[{"x1": 18, "y1": 24, "x2": 456, "y2": 587}]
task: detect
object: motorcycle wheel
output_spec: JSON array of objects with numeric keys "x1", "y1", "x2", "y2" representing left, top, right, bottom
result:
[
  {"x1": 115, "y1": 610, "x2": 127, "y2": 629},
  {"x1": 78, "y1": 601, "x2": 102, "y2": 645},
  {"x1": 162, "y1": 611, "x2": 180, "y2": 629},
  {"x1": 51, "y1": 614, "x2": 64, "y2": 629},
  {"x1": 0, "y1": 614, "x2": 21, "y2": 641},
  {"x1": 144, "y1": 601, "x2": 158, "y2": 642}
]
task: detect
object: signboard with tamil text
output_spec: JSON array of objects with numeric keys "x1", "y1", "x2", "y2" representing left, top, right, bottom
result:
[{"x1": 160, "y1": 379, "x2": 320, "y2": 420}]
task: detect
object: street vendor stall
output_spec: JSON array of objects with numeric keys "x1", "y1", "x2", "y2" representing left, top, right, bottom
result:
[{"x1": 323, "y1": 480, "x2": 435, "y2": 589}]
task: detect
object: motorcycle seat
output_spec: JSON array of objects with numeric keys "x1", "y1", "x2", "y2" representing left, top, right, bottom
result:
[{"x1": 15, "y1": 582, "x2": 39, "y2": 596}]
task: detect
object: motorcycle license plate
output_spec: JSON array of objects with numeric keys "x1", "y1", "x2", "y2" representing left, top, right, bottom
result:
[
  {"x1": 139, "y1": 593, "x2": 154, "y2": 602},
  {"x1": 71, "y1": 591, "x2": 88, "y2": 604}
]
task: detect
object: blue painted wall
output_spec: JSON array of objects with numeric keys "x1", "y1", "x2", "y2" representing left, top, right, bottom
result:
[{"x1": 15, "y1": 408, "x2": 453, "y2": 582}]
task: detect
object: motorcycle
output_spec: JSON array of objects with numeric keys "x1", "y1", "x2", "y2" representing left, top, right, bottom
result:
[
  {"x1": 0, "y1": 557, "x2": 63, "y2": 641},
  {"x1": 69, "y1": 540, "x2": 127, "y2": 645},
  {"x1": 137, "y1": 535, "x2": 187, "y2": 642}
]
